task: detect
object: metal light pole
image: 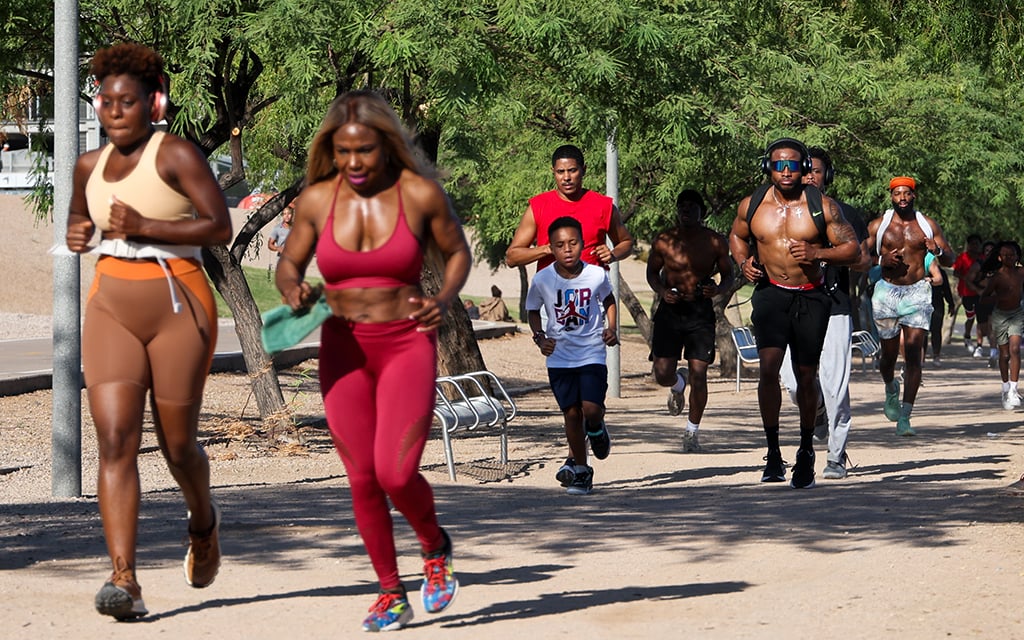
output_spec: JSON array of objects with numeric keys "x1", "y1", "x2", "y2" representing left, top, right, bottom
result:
[
  {"x1": 52, "y1": 0, "x2": 82, "y2": 497},
  {"x1": 606, "y1": 128, "x2": 620, "y2": 398}
]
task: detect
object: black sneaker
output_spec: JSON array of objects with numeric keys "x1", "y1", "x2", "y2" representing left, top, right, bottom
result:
[
  {"x1": 587, "y1": 423, "x2": 611, "y2": 460},
  {"x1": 790, "y1": 448, "x2": 816, "y2": 489},
  {"x1": 761, "y1": 449, "x2": 786, "y2": 483},
  {"x1": 555, "y1": 457, "x2": 576, "y2": 487},
  {"x1": 566, "y1": 465, "x2": 593, "y2": 495}
]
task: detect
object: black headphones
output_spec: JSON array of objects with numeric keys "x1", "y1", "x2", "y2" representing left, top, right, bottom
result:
[
  {"x1": 806, "y1": 146, "x2": 835, "y2": 187},
  {"x1": 760, "y1": 138, "x2": 813, "y2": 176}
]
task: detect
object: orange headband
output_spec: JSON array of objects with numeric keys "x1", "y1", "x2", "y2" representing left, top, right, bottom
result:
[{"x1": 889, "y1": 176, "x2": 916, "y2": 191}]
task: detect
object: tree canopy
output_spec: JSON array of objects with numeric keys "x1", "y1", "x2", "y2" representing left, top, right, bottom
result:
[{"x1": 3, "y1": 0, "x2": 1022, "y2": 256}]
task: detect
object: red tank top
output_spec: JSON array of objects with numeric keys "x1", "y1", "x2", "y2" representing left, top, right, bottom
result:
[
  {"x1": 529, "y1": 189, "x2": 613, "y2": 271},
  {"x1": 317, "y1": 178, "x2": 424, "y2": 290}
]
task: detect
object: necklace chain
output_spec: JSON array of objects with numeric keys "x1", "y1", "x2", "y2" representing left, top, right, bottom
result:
[{"x1": 772, "y1": 188, "x2": 803, "y2": 218}]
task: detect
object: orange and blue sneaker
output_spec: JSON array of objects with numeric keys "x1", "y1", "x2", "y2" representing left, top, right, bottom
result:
[
  {"x1": 420, "y1": 528, "x2": 458, "y2": 614},
  {"x1": 362, "y1": 588, "x2": 413, "y2": 632}
]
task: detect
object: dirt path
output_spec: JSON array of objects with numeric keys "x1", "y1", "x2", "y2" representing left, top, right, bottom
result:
[
  {"x1": 3, "y1": 330, "x2": 1024, "y2": 639},
  {"x1": 2, "y1": 192, "x2": 1023, "y2": 638}
]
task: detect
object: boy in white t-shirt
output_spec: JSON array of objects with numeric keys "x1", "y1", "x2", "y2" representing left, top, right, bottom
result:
[{"x1": 526, "y1": 216, "x2": 618, "y2": 495}]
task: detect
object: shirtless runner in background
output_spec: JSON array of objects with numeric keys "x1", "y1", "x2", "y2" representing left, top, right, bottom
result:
[{"x1": 646, "y1": 189, "x2": 734, "y2": 453}]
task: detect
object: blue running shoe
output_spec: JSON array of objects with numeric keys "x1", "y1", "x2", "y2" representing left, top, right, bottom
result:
[
  {"x1": 566, "y1": 465, "x2": 594, "y2": 495},
  {"x1": 884, "y1": 379, "x2": 900, "y2": 422},
  {"x1": 421, "y1": 528, "x2": 458, "y2": 614},
  {"x1": 587, "y1": 423, "x2": 611, "y2": 460},
  {"x1": 362, "y1": 589, "x2": 413, "y2": 632},
  {"x1": 895, "y1": 415, "x2": 916, "y2": 437},
  {"x1": 555, "y1": 457, "x2": 576, "y2": 487}
]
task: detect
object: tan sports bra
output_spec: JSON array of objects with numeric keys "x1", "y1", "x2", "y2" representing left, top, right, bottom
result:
[{"x1": 85, "y1": 131, "x2": 194, "y2": 230}]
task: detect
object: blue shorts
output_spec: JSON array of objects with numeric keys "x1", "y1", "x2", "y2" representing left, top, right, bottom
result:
[{"x1": 547, "y1": 363, "x2": 608, "y2": 411}]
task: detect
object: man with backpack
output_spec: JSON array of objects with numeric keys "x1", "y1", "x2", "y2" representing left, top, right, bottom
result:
[
  {"x1": 865, "y1": 177, "x2": 955, "y2": 436},
  {"x1": 729, "y1": 138, "x2": 860, "y2": 489},
  {"x1": 778, "y1": 147, "x2": 867, "y2": 480}
]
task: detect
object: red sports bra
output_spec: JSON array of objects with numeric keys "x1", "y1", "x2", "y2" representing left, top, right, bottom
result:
[{"x1": 316, "y1": 178, "x2": 424, "y2": 290}]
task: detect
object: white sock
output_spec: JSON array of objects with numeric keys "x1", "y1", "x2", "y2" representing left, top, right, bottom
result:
[
  {"x1": 685, "y1": 420, "x2": 699, "y2": 433},
  {"x1": 671, "y1": 374, "x2": 686, "y2": 393},
  {"x1": 1011, "y1": 380, "x2": 1018, "y2": 392},
  {"x1": 1004, "y1": 381, "x2": 1012, "y2": 392}
]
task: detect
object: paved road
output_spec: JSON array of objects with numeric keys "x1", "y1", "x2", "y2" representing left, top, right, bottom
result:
[{"x1": 0, "y1": 319, "x2": 518, "y2": 396}]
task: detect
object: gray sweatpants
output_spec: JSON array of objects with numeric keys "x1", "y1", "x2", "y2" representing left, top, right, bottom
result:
[{"x1": 780, "y1": 313, "x2": 853, "y2": 464}]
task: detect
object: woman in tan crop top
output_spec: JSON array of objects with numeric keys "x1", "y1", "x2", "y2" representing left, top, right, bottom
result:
[
  {"x1": 65, "y1": 43, "x2": 231, "y2": 621},
  {"x1": 276, "y1": 91, "x2": 470, "y2": 632}
]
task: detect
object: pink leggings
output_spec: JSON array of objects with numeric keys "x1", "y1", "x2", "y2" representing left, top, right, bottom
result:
[{"x1": 319, "y1": 317, "x2": 443, "y2": 590}]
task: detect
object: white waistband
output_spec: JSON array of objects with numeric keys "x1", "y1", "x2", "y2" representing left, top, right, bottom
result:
[{"x1": 94, "y1": 238, "x2": 202, "y2": 261}]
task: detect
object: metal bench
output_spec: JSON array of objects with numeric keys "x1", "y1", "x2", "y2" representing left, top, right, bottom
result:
[{"x1": 433, "y1": 370, "x2": 517, "y2": 481}]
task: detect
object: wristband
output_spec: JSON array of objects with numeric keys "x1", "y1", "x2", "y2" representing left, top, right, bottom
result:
[
  {"x1": 930, "y1": 246, "x2": 943, "y2": 257},
  {"x1": 532, "y1": 332, "x2": 546, "y2": 344}
]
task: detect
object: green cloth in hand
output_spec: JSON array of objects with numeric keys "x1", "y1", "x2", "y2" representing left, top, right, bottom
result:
[{"x1": 260, "y1": 296, "x2": 332, "y2": 354}]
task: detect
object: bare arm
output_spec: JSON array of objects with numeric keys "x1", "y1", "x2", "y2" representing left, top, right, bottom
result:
[
  {"x1": 645, "y1": 234, "x2": 669, "y2": 297},
  {"x1": 602, "y1": 294, "x2": 619, "y2": 346},
  {"x1": 596, "y1": 205, "x2": 634, "y2": 265},
  {"x1": 276, "y1": 184, "x2": 325, "y2": 310},
  {"x1": 505, "y1": 205, "x2": 547, "y2": 267},
  {"x1": 711, "y1": 232, "x2": 736, "y2": 297},
  {"x1": 410, "y1": 177, "x2": 472, "y2": 330},
  {"x1": 728, "y1": 196, "x2": 762, "y2": 282},
  {"x1": 65, "y1": 152, "x2": 100, "y2": 252},
  {"x1": 787, "y1": 197, "x2": 860, "y2": 266},
  {"x1": 923, "y1": 216, "x2": 955, "y2": 268}
]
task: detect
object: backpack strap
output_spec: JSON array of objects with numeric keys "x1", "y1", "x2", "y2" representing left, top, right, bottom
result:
[
  {"x1": 747, "y1": 184, "x2": 829, "y2": 246},
  {"x1": 745, "y1": 183, "x2": 773, "y2": 228},
  {"x1": 804, "y1": 185, "x2": 829, "y2": 247}
]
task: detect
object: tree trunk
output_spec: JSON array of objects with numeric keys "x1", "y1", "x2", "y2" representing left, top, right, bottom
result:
[
  {"x1": 617, "y1": 277, "x2": 652, "y2": 344},
  {"x1": 202, "y1": 245, "x2": 290, "y2": 439},
  {"x1": 420, "y1": 244, "x2": 487, "y2": 377},
  {"x1": 516, "y1": 265, "x2": 529, "y2": 323},
  {"x1": 714, "y1": 279, "x2": 747, "y2": 378}
]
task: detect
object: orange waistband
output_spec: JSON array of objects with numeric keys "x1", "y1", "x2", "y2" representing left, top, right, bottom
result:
[{"x1": 96, "y1": 255, "x2": 202, "y2": 280}]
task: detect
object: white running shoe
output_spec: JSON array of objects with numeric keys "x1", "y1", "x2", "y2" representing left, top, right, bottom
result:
[{"x1": 1001, "y1": 390, "x2": 1017, "y2": 411}]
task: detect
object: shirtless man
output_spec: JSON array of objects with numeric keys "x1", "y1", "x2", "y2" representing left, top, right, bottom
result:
[
  {"x1": 778, "y1": 147, "x2": 866, "y2": 479},
  {"x1": 646, "y1": 189, "x2": 735, "y2": 453},
  {"x1": 979, "y1": 241, "x2": 1024, "y2": 410},
  {"x1": 864, "y1": 176, "x2": 954, "y2": 436},
  {"x1": 730, "y1": 138, "x2": 860, "y2": 489}
]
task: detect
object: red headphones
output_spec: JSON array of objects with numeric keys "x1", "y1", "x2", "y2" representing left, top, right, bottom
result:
[{"x1": 92, "y1": 73, "x2": 169, "y2": 122}]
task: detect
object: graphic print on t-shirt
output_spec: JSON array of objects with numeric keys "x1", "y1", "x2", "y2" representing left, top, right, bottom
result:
[{"x1": 555, "y1": 286, "x2": 593, "y2": 331}]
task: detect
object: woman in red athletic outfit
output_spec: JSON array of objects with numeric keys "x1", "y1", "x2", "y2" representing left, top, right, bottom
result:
[
  {"x1": 65, "y1": 43, "x2": 232, "y2": 620},
  {"x1": 276, "y1": 90, "x2": 471, "y2": 632}
]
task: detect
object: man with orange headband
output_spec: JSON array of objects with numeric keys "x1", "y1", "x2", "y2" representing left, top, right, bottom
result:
[{"x1": 864, "y1": 176, "x2": 954, "y2": 436}]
